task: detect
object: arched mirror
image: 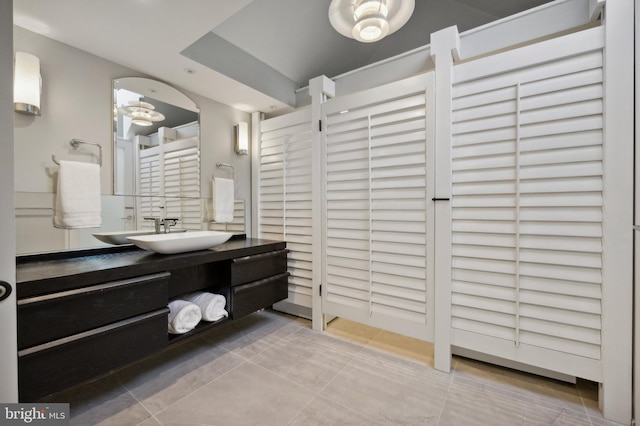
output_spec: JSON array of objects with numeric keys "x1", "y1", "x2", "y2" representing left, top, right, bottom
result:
[{"x1": 113, "y1": 77, "x2": 201, "y2": 231}]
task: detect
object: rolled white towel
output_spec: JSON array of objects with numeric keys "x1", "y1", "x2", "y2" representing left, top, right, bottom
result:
[
  {"x1": 182, "y1": 292, "x2": 228, "y2": 322},
  {"x1": 167, "y1": 300, "x2": 202, "y2": 334}
]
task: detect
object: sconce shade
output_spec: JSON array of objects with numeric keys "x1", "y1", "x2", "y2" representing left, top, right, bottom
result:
[
  {"x1": 234, "y1": 122, "x2": 249, "y2": 155},
  {"x1": 329, "y1": 0, "x2": 414, "y2": 43},
  {"x1": 14, "y1": 52, "x2": 41, "y2": 116}
]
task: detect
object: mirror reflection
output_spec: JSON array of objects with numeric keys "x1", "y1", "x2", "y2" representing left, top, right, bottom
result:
[{"x1": 113, "y1": 77, "x2": 201, "y2": 232}]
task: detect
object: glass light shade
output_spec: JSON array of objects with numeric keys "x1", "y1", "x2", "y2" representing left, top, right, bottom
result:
[
  {"x1": 14, "y1": 52, "x2": 41, "y2": 116},
  {"x1": 118, "y1": 100, "x2": 165, "y2": 125},
  {"x1": 329, "y1": 0, "x2": 414, "y2": 43},
  {"x1": 132, "y1": 118, "x2": 153, "y2": 126},
  {"x1": 353, "y1": 15, "x2": 389, "y2": 42},
  {"x1": 234, "y1": 122, "x2": 249, "y2": 155},
  {"x1": 353, "y1": 0, "x2": 388, "y2": 20}
]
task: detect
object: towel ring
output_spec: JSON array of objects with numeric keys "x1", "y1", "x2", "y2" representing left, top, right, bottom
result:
[
  {"x1": 52, "y1": 139, "x2": 103, "y2": 167},
  {"x1": 215, "y1": 162, "x2": 234, "y2": 179}
]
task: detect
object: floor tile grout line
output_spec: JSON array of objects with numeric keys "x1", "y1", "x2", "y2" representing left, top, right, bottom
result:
[
  {"x1": 435, "y1": 357, "x2": 457, "y2": 425},
  {"x1": 242, "y1": 355, "x2": 381, "y2": 425},
  {"x1": 249, "y1": 323, "x2": 386, "y2": 425},
  {"x1": 141, "y1": 351, "x2": 249, "y2": 420},
  {"x1": 307, "y1": 350, "x2": 389, "y2": 425}
]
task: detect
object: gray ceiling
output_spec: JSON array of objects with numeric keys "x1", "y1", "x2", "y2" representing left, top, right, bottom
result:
[
  {"x1": 207, "y1": 0, "x2": 553, "y2": 86},
  {"x1": 13, "y1": 0, "x2": 555, "y2": 113}
]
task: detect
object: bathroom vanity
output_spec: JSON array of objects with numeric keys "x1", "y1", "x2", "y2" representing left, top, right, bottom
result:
[{"x1": 15, "y1": 236, "x2": 288, "y2": 402}]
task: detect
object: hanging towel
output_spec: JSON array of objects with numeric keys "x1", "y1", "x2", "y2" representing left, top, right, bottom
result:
[
  {"x1": 182, "y1": 291, "x2": 228, "y2": 322},
  {"x1": 212, "y1": 177, "x2": 234, "y2": 223},
  {"x1": 53, "y1": 160, "x2": 102, "y2": 229},
  {"x1": 167, "y1": 300, "x2": 202, "y2": 334}
]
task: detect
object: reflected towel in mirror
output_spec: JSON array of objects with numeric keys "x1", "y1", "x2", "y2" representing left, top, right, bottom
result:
[
  {"x1": 212, "y1": 177, "x2": 234, "y2": 223},
  {"x1": 53, "y1": 160, "x2": 102, "y2": 229}
]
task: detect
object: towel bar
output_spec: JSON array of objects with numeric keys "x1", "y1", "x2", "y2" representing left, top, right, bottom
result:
[
  {"x1": 215, "y1": 162, "x2": 234, "y2": 179},
  {"x1": 52, "y1": 139, "x2": 103, "y2": 167}
]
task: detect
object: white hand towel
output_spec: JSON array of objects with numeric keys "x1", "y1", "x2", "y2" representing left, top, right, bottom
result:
[
  {"x1": 212, "y1": 177, "x2": 234, "y2": 223},
  {"x1": 182, "y1": 292, "x2": 228, "y2": 322},
  {"x1": 53, "y1": 160, "x2": 102, "y2": 229},
  {"x1": 167, "y1": 300, "x2": 202, "y2": 334}
]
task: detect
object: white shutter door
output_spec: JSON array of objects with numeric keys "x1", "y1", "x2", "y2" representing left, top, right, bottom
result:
[
  {"x1": 259, "y1": 108, "x2": 314, "y2": 313},
  {"x1": 138, "y1": 148, "x2": 162, "y2": 230},
  {"x1": 450, "y1": 27, "x2": 605, "y2": 379},
  {"x1": 163, "y1": 140, "x2": 201, "y2": 230},
  {"x1": 322, "y1": 73, "x2": 435, "y2": 341},
  {"x1": 137, "y1": 137, "x2": 201, "y2": 231}
]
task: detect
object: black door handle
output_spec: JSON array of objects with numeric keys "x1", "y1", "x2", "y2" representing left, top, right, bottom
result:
[{"x1": 0, "y1": 281, "x2": 12, "y2": 302}]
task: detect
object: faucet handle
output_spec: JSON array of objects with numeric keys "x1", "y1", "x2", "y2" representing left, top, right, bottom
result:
[{"x1": 162, "y1": 218, "x2": 180, "y2": 233}]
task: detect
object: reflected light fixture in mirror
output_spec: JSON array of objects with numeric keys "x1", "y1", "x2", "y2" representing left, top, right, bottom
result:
[
  {"x1": 234, "y1": 122, "x2": 248, "y2": 155},
  {"x1": 14, "y1": 51, "x2": 42, "y2": 116},
  {"x1": 118, "y1": 99, "x2": 165, "y2": 127},
  {"x1": 329, "y1": 0, "x2": 414, "y2": 43}
]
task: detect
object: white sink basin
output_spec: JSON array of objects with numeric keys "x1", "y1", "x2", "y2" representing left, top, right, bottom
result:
[
  {"x1": 126, "y1": 231, "x2": 233, "y2": 254},
  {"x1": 93, "y1": 229, "x2": 186, "y2": 245}
]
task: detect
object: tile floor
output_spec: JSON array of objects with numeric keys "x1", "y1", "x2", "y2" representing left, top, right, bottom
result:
[{"x1": 43, "y1": 309, "x2": 623, "y2": 426}]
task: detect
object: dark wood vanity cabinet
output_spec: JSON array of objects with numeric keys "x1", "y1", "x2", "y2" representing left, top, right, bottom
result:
[
  {"x1": 230, "y1": 249, "x2": 289, "y2": 319},
  {"x1": 16, "y1": 238, "x2": 288, "y2": 402},
  {"x1": 18, "y1": 272, "x2": 170, "y2": 349}
]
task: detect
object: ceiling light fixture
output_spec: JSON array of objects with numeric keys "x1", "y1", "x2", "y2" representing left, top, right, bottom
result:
[
  {"x1": 118, "y1": 99, "x2": 165, "y2": 127},
  {"x1": 329, "y1": 0, "x2": 414, "y2": 43}
]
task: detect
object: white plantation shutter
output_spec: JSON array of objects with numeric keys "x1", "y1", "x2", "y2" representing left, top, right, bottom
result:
[
  {"x1": 138, "y1": 148, "x2": 162, "y2": 230},
  {"x1": 259, "y1": 108, "x2": 314, "y2": 312},
  {"x1": 450, "y1": 27, "x2": 605, "y2": 379},
  {"x1": 137, "y1": 136, "x2": 201, "y2": 231},
  {"x1": 163, "y1": 143, "x2": 201, "y2": 230},
  {"x1": 321, "y1": 73, "x2": 435, "y2": 341}
]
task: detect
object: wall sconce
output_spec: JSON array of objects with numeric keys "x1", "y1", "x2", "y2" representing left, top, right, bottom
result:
[
  {"x1": 234, "y1": 122, "x2": 249, "y2": 155},
  {"x1": 14, "y1": 52, "x2": 42, "y2": 116}
]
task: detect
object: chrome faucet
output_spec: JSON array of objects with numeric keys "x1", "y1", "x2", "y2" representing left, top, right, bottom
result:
[
  {"x1": 143, "y1": 217, "x2": 162, "y2": 233},
  {"x1": 143, "y1": 217, "x2": 180, "y2": 234},
  {"x1": 162, "y1": 218, "x2": 179, "y2": 233}
]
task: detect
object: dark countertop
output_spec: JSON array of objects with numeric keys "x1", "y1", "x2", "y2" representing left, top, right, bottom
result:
[{"x1": 16, "y1": 237, "x2": 286, "y2": 298}]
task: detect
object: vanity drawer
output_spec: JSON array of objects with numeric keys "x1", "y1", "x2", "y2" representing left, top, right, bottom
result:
[
  {"x1": 230, "y1": 249, "x2": 288, "y2": 286},
  {"x1": 18, "y1": 308, "x2": 169, "y2": 402},
  {"x1": 18, "y1": 272, "x2": 170, "y2": 349},
  {"x1": 231, "y1": 272, "x2": 289, "y2": 319}
]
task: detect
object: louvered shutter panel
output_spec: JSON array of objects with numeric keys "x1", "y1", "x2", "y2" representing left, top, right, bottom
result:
[
  {"x1": 450, "y1": 27, "x2": 604, "y2": 378},
  {"x1": 259, "y1": 108, "x2": 314, "y2": 312},
  {"x1": 163, "y1": 140, "x2": 201, "y2": 230},
  {"x1": 138, "y1": 148, "x2": 162, "y2": 230},
  {"x1": 137, "y1": 137, "x2": 201, "y2": 231},
  {"x1": 322, "y1": 73, "x2": 435, "y2": 341}
]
